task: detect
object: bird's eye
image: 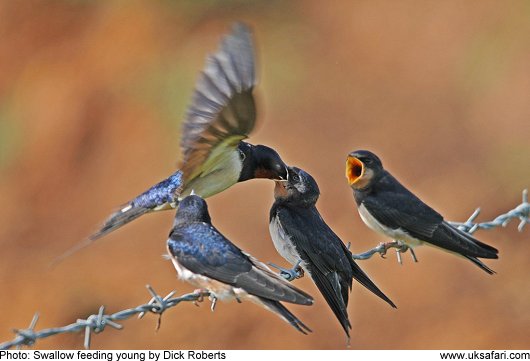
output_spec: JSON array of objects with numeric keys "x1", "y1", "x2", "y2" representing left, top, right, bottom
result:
[
  {"x1": 292, "y1": 174, "x2": 300, "y2": 182},
  {"x1": 363, "y1": 158, "x2": 372, "y2": 165}
]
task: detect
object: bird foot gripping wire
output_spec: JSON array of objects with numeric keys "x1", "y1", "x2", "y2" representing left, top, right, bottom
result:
[
  {"x1": 188, "y1": 288, "x2": 218, "y2": 311},
  {"x1": 351, "y1": 240, "x2": 418, "y2": 264},
  {"x1": 268, "y1": 260, "x2": 304, "y2": 281},
  {"x1": 393, "y1": 242, "x2": 418, "y2": 264},
  {"x1": 191, "y1": 288, "x2": 207, "y2": 307}
]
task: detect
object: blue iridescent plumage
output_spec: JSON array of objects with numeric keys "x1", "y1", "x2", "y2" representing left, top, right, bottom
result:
[
  {"x1": 88, "y1": 170, "x2": 183, "y2": 241},
  {"x1": 130, "y1": 171, "x2": 182, "y2": 209},
  {"x1": 52, "y1": 171, "x2": 183, "y2": 264},
  {"x1": 166, "y1": 195, "x2": 313, "y2": 334},
  {"x1": 168, "y1": 223, "x2": 240, "y2": 268}
]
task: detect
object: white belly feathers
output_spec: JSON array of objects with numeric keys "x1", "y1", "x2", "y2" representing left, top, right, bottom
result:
[
  {"x1": 358, "y1": 203, "x2": 424, "y2": 247},
  {"x1": 269, "y1": 215, "x2": 303, "y2": 266}
]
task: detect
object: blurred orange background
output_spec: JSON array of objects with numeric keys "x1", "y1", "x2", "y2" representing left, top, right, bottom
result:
[{"x1": 1, "y1": 1, "x2": 529, "y2": 350}]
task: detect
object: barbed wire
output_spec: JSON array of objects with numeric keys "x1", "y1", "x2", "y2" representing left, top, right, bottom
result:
[
  {"x1": 0, "y1": 285, "x2": 210, "y2": 350},
  {"x1": 351, "y1": 189, "x2": 529, "y2": 262},
  {"x1": 1, "y1": 190, "x2": 528, "y2": 350}
]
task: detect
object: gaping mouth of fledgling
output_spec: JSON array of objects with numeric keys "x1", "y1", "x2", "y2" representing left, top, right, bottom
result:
[{"x1": 346, "y1": 156, "x2": 364, "y2": 185}]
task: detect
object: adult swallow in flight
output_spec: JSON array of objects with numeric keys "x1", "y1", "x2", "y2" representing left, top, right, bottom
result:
[
  {"x1": 56, "y1": 23, "x2": 287, "y2": 261},
  {"x1": 345, "y1": 150, "x2": 499, "y2": 274},
  {"x1": 269, "y1": 166, "x2": 396, "y2": 339},
  {"x1": 167, "y1": 195, "x2": 313, "y2": 334}
]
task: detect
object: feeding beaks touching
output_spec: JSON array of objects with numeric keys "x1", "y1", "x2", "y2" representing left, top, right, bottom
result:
[
  {"x1": 239, "y1": 144, "x2": 288, "y2": 182},
  {"x1": 253, "y1": 145, "x2": 288, "y2": 180}
]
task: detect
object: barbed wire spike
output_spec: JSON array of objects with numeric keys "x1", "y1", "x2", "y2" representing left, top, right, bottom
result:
[
  {"x1": 0, "y1": 287, "x2": 209, "y2": 350},
  {"x1": 13, "y1": 312, "x2": 39, "y2": 350},
  {"x1": 210, "y1": 296, "x2": 218, "y2": 312},
  {"x1": 396, "y1": 248, "x2": 403, "y2": 265},
  {"x1": 515, "y1": 189, "x2": 527, "y2": 232}
]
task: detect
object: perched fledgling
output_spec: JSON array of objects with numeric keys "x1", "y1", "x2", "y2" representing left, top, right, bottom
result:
[
  {"x1": 269, "y1": 166, "x2": 396, "y2": 339},
  {"x1": 345, "y1": 149, "x2": 498, "y2": 274},
  {"x1": 167, "y1": 195, "x2": 313, "y2": 334}
]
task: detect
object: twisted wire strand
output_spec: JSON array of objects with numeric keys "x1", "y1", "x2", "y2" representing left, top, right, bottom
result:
[{"x1": 0, "y1": 286, "x2": 209, "y2": 350}]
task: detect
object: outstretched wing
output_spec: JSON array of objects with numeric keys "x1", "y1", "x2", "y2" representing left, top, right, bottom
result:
[{"x1": 180, "y1": 23, "x2": 257, "y2": 184}]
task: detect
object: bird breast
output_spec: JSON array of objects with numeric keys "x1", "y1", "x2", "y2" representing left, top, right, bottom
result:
[
  {"x1": 269, "y1": 215, "x2": 303, "y2": 266},
  {"x1": 358, "y1": 203, "x2": 424, "y2": 247},
  {"x1": 181, "y1": 150, "x2": 243, "y2": 198}
]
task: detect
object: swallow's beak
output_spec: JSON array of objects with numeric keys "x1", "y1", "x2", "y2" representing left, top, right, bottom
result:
[
  {"x1": 277, "y1": 164, "x2": 288, "y2": 181},
  {"x1": 346, "y1": 155, "x2": 364, "y2": 186},
  {"x1": 286, "y1": 166, "x2": 296, "y2": 182},
  {"x1": 274, "y1": 178, "x2": 289, "y2": 197},
  {"x1": 276, "y1": 167, "x2": 289, "y2": 183}
]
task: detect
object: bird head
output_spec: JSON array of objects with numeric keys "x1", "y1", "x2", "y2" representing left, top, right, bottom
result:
[
  {"x1": 274, "y1": 166, "x2": 319, "y2": 206},
  {"x1": 174, "y1": 195, "x2": 212, "y2": 226},
  {"x1": 345, "y1": 150, "x2": 383, "y2": 190},
  {"x1": 239, "y1": 143, "x2": 288, "y2": 181}
]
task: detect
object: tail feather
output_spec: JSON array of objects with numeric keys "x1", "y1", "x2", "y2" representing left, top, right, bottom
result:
[
  {"x1": 52, "y1": 172, "x2": 182, "y2": 266},
  {"x1": 350, "y1": 261, "x2": 397, "y2": 309},
  {"x1": 309, "y1": 268, "x2": 351, "y2": 338},
  {"x1": 342, "y1": 243, "x2": 396, "y2": 308},
  {"x1": 89, "y1": 206, "x2": 153, "y2": 241},
  {"x1": 440, "y1": 222, "x2": 498, "y2": 259},
  {"x1": 259, "y1": 298, "x2": 312, "y2": 335},
  {"x1": 464, "y1": 255, "x2": 496, "y2": 275},
  {"x1": 89, "y1": 170, "x2": 182, "y2": 242},
  {"x1": 52, "y1": 206, "x2": 150, "y2": 266}
]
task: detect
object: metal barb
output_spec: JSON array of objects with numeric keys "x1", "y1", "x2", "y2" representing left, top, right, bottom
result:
[
  {"x1": 13, "y1": 313, "x2": 39, "y2": 350},
  {"x1": 84, "y1": 323, "x2": 92, "y2": 350},
  {"x1": 396, "y1": 249, "x2": 403, "y2": 265},
  {"x1": 0, "y1": 287, "x2": 209, "y2": 350},
  {"x1": 210, "y1": 296, "x2": 218, "y2": 312}
]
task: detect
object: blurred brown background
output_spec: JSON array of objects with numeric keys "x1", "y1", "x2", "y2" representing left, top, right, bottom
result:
[{"x1": 1, "y1": 0, "x2": 529, "y2": 350}]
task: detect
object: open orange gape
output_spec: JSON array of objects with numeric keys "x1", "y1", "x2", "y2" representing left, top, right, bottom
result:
[{"x1": 345, "y1": 156, "x2": 364, "y2": 186}]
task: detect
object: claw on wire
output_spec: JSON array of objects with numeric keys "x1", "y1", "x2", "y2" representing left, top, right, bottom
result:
[
  {"x1": 268, "y1": 259, "x2": 304, "y2": 281},
  {"x1": 192, "y1": 288, "x2": 206, "y2": 307}
]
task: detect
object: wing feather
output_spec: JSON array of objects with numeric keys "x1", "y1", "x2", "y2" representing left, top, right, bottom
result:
[
  {"x1": 364, "y1": 172, "x2": 498, "y2": 259},
  {"x1": 168, "y1": 223, "x2": 312, "y2": 305},
  {"x1": 180, "y1": 23, "x2": 257, "y2": 185}
]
